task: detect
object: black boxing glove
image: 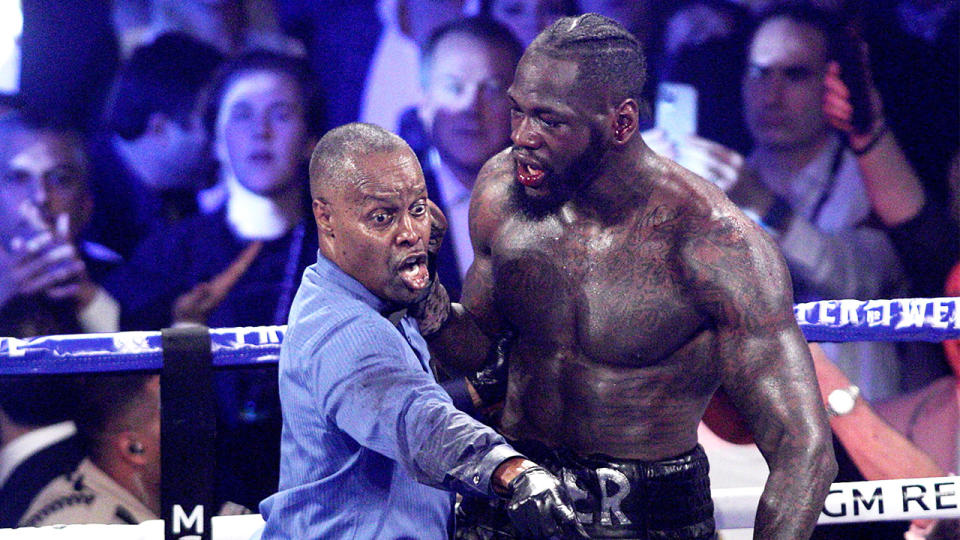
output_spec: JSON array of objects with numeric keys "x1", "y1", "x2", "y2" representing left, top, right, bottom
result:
[
  {"x1": 506, "y1": 466, "x2": 589, "y2": 539},
  {"x1": 408, "y1": 279, "x2": 450, "y2": 337},
  {"x1": 468, "y1": 329, "x2": 515, "y2": 406},
  {"x1": 425, "y1": 198, "x2": 447, "y2": 282},
  {"x1": 409, "y1": 200, "x2": 451, "y2": 337}
]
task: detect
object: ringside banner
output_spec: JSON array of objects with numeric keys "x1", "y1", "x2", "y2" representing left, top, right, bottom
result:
[
  {"x1": 796, "y1": 297, "x2": 960, "y2": 342},
  {"x1": 713, "y1": 476, "x2": 960, "y2": 529}
]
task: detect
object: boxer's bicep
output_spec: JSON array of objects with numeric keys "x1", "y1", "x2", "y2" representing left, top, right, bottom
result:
[
  {"x1": 681, "y1": 214, "x2": 822, "y2": 444},
  {"x1": 718, "y1": 238, "x2": 824, "y2": 461},
  {"x1": 461, "y1": 250, "x2": 498, "y2": 334},
  {"x1": 462, "y1": 153, "x2": 513, "y2": 335}
]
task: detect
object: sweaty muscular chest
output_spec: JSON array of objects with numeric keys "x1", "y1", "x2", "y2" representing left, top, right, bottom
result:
[{"x1": 491, "y1": 214, "x2": 707, "y2": 366}]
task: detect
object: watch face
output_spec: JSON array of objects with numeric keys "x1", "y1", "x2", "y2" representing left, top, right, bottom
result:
[{"x1": 828, "y1": 388, "x2": 856, "y2": 415}]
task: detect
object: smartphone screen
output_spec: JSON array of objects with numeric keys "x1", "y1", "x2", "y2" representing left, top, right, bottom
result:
[
  {"x1": 655, "y1": 82, "x2": 698, "y2": 143},
  {"x1": 831, "y1": 27, "x2": 873, "y2": 133},
  {"x1": 0, "y1": 0, "x2": 22, "y2": 95}
]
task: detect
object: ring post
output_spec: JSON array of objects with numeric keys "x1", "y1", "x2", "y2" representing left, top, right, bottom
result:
[{"x1": 161, "y1": 326, "x2": 215, "y2": 540}]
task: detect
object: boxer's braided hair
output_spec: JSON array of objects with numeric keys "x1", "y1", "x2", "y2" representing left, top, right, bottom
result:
[{"x1": 528, "y1": 13, "x2": 647, "y2": 110}]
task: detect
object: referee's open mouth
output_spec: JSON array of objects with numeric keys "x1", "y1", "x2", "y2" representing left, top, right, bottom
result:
[{"x1": 397, "y1": 252, "x2": 429, "y2": 291}]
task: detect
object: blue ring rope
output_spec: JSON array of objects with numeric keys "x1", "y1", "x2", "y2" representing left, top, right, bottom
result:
[{"x1": 2, "y1": 298, "x2": 959, "y2": 376}]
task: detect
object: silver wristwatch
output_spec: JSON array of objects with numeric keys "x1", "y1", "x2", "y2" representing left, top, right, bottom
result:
[{"x1": 826, "y1": 385, "x2": 860, "y2": 417}]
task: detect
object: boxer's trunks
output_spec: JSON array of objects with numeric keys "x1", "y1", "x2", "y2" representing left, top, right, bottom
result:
[{"x1": 457, "y1": 442, "x2": 716, "y2": 540}]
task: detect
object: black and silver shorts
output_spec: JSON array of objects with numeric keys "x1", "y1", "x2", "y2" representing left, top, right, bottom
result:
[{"x1": 457, "y1": 442, "x2": 716, "y2": 540}]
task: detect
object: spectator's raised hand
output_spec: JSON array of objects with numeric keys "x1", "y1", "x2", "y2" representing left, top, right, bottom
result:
[
  {"x1": 823, "y1": 54, "x2": 926, "y2": 226},
  {"x1": 0, "y1": 204, "x2": 92, "y2": 308},
  {"x1": 426, "y1": 199, "x2": 447, "y2": 259},
  {"x1": 43, "y1": 212, "x2": 97, "y2": 305},
  {"x1": 675, "y1": 134, "x2": 746, "y2": 193},
  {"x1": 822, "y1": 60, "x2": 885, "y2": 148}
]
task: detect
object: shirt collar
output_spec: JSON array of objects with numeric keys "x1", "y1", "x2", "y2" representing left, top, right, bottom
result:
[
  {"x1": 74, "y1": 458, "x2": 159, "y2": 521},
  {"x1": 0, "y1": 421, "x2": 76, "y2": 487},
  {"x1": 795, "y1": 135, "x2": 843, "y2": 188},
  {"x1": 311, "y1": 251, "x2": 394, "y2": 315},
  {"x1": 224, "y1": 171, "x2": 300, "y2": 241},
  {"x1": 749, "y1": 134, "x2": 843, "y2": 202},
  {"x1": 429, "y1": 148, "x2": 472, "y2": 208}
]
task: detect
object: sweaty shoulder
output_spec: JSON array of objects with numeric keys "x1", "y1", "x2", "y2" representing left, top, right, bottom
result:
[
  {"x1": 648, "y1": 153, "x2": 763, "y2": 246},
  {"x1": 647, "y1": 154, "x2": 792, "y2": 307},
  {"x1": 469, "y1": 148, "x2": 515, "y2": 253}
]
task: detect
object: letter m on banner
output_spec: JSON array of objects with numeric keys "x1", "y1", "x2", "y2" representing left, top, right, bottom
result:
[{"x1": 170, "y1": 504, "x2": 205, "y2": 539}]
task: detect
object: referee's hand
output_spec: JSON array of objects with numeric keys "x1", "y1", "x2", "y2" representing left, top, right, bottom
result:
[{"x1": 495, "y1": 459, "x2": 589, "y2": 539}]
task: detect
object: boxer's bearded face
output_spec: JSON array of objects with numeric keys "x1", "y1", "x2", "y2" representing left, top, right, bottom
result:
[
  {"x1": 508, "y1": 52, "x2": 610, "y2": 219},
  {"x1": 510, "y1": 128, "x2": 606, "y2": 219}
]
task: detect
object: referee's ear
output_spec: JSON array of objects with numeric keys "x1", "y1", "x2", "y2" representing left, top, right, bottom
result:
[{"x1": 313, "y1": 197, "x2": 334, "y2": 238}]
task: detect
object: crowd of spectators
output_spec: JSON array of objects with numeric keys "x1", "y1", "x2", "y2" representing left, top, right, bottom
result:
[{"x1": 0, "y1": 0, "x2": 957, "y2": 537}]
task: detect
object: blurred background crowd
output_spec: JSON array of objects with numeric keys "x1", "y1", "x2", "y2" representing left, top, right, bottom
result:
[{"x1": 0, "y1": 0, "x2": 957, "y2": 537}]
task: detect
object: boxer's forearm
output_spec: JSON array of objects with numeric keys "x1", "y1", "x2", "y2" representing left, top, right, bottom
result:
[
  {"x1": 728, "y1": 332, "x2": 836, "y2": 538},
  {"x1": 751, "y1": 372, "x2": 836, "y2": 539},
  {"x1": 412, "y1": 275, "x2": 496, "y2": 374},
  {"x1": 754, "y1": 432, "x2": 836, "y2": 539}
]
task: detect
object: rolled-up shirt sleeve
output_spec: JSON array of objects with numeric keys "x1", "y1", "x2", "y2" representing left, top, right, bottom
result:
[{"x1": 313, "y1": 316, "x2": 520, "y2": 498}]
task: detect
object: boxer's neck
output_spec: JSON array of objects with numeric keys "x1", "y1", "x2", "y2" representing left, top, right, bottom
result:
[{"x1": 567, "y1": 143, "x2": 655, "y2": 226}]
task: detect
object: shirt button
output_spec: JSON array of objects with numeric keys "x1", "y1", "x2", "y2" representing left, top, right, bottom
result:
[{"x1": 473, "y1": 474, "x2": 481, "y2": 485}]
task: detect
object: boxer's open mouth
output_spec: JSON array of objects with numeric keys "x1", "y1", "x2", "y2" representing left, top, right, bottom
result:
[
  {"x1": 398, "y1": 253, "x2": 429, "y2": 290},
  {"x1": 517, "y1": 161, "x2": 546, "y2": 188}
]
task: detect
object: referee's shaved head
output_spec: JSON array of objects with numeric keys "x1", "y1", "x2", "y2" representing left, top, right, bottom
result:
[{"x1": 309, "y1": 123, "x2": 410, "y2": 201}]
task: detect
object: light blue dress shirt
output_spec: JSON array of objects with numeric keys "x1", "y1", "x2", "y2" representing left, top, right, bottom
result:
[{"x1": 260, "y1": 252, "x2": 519, "y2": 539}]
